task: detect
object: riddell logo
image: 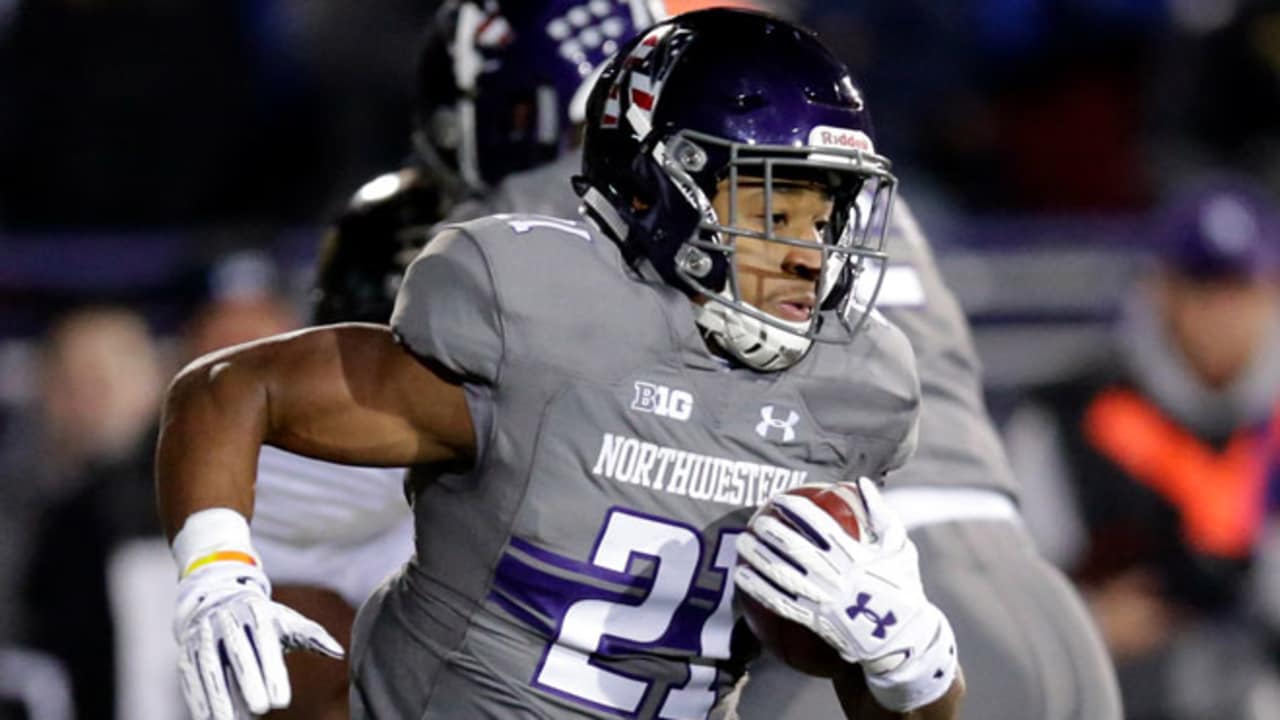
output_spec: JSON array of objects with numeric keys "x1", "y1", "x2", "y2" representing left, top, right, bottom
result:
[{"x1": 808, "y1": 126, "x2": 874, "y2": 153}]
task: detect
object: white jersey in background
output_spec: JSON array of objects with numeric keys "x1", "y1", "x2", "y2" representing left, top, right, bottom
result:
[{"x1": 251, "y1": 447, "x2": 412, "y2": 608}]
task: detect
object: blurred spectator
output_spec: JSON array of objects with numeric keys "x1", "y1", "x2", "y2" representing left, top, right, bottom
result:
[
  {"x1": 17, "y1": 258, "x2": 297, "y2": 720},
  {"x1": 1005, "y1": 176, "x2": 1280, "y2": 720},
  {"x1": 15, "y1": 307, "x2": 164, "y2": 720},
  {"x1": 0, "y1": 308, "x2": 161, "y2": 643},
  {"x1": 15, "y1": 308, "x2": 161, "y2": 490},
  {"x1": 181, "y1": 251, "x2": 299, "y2": 361}
]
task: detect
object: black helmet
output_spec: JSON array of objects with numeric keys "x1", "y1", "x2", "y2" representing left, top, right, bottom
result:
[{"x1": 311, "y1": 169, "x2": 451, "y2": 324}]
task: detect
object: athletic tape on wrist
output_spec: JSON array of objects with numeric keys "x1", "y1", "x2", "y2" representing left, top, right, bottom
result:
[
  {"x1": 865, "y1": 604, "x2": 959, "y2": 713},
  {"x1": 171, "y1": 508, "x2": 260, "y2": 578}
]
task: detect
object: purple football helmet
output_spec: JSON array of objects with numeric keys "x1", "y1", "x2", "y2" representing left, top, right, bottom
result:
[
  {"x1": 576, "y1": 8, "x2": 898, "y2": 370},
  {"x1": 413, "y1": 0, "x2": 665, "y2": 195}
]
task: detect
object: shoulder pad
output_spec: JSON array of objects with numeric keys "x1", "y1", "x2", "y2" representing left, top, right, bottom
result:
[{"x1": 391, "y1": 227, "x2": 503, "y2": 383}]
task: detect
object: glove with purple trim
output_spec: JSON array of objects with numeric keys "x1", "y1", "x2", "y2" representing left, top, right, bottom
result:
[{"x1": 734, "y1": 477, "x2": 958, "y2": 712}]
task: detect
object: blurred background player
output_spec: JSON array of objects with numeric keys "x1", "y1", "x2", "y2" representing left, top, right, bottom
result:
[
  {"x1": 12, "y1": 308, "x2": 164, "y2": 720},
  {"x1": 247, "y1": 2, "x2": 663, "y2": 717},
  {"x1": 1006, "y1": 176, "x2": 1280, "y2": 720},
  {"x1": 735, "y1": 203, "x2": 1123, "y2": 719},
  {"x1": 14, "y1": 260, "x2": 297, "y2": 720}
]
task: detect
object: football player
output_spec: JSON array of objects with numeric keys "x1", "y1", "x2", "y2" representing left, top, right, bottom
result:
[
  {"x1": 246, "y1": 1, "x2": 663, "y2": 718},
  {"x1": 446, "y1": 40, "x2": 1123, "y2": 720},
  {"x1": 157, "y1": 9, "x2": 965, "y2": 720}
]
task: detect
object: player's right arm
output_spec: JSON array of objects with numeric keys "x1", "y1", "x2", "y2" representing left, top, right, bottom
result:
[
  {"x1": 157, "y1": 323, "x2": 473, "y2": 537},
  {"x1": 156, "y1": 323, "x2": 475, "y2": 720}
]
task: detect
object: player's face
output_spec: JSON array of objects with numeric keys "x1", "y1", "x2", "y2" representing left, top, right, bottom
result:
[{"x1": 710, "y1": 178, "x2": 834, "y2": 323}]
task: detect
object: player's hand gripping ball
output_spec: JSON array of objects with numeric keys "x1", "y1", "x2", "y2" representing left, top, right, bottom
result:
[
  {"x1": 733, "y1": 477, "x2": 959, "y2": 712},
  {"x1": 735, "y1": 481, "x2": 871, "y2": 676}
]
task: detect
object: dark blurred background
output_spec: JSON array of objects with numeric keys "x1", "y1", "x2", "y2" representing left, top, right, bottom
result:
[
  {"x1": 3, "y1": 0, "x2": 1275, "y2": 371},
  {"x1": 4, "y1": 1, "x2": 1280, "y2": 719}
]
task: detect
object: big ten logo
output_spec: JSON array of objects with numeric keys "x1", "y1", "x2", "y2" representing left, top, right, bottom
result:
[{"x1": 630, "y1": 381, "x2": 693, "y2": 422}]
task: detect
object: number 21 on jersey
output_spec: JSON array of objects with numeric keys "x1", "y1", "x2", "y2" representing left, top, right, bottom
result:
[{"x1": 533, "y1": 509, "x2": 741, "y2": 719}]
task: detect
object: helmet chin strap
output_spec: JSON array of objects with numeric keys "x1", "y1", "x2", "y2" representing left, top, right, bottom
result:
[{"x1": 696, "y1": 295, "x2": 813, "y2": 372}]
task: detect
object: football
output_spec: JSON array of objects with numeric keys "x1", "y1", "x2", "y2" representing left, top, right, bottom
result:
[{"x1": 738, "y1": 482, "x2": 869, "y2": 677}]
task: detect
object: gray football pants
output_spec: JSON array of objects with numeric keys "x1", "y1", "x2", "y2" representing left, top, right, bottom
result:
[{"x1": 735, "y1": 517, "x2": 1123, "y2": 720}]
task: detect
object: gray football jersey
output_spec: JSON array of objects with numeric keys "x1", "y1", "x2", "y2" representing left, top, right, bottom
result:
[
  {"x1": 445, "y1": 149, "x2": 1019, "y2": 498},
  {"x1": 360, "y1": 214, "x2": 920, "y2": 720}
]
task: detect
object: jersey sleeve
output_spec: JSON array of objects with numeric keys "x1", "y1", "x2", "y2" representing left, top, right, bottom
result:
[{"x1": 390, "y1": 227, "x2": 504, "y2": 383}]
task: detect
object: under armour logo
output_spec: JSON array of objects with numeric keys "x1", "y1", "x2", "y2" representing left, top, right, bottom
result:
[
  {"x1": 846, "y1": 592, "x2": 897, "y2": 639},
  {"x1": 756, "y1": 405, "x2": 800, "y2": 442}
]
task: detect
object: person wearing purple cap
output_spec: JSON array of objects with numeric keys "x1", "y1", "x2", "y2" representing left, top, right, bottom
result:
[{"x1": 1005, "y1": 176, "x2": 1280, "y2": 720}]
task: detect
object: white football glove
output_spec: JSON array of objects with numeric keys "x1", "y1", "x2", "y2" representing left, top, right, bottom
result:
[
  {"x1": 172, "y1": 509, "x2": 344, "y2": 720},
  {"x1": 734, "y1": 478, "x2": 958, "y2": 712}
]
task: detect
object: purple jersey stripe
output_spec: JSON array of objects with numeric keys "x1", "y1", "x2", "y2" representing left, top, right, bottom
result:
[{"x1": 490, "y1": 537, "x2": 727, "y2": 660}]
